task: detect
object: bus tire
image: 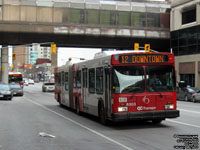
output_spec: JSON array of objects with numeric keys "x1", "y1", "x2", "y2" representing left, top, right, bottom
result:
[
  {"x1": 152, "y1": 119, "x2": 163, "y2": 124},
  {"x1": 76, "y1": 98, "x2": 80, "y2": 115},
  {"x1": 58, "y1": 94, "x2": 62, "y2": 106},
  {"x1": 98, "y1": 103, "x2": 108, "y2": 125}
]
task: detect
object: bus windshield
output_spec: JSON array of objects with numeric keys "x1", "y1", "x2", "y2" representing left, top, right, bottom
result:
[
  {"x1": 112, "y1": 66, "x2": 145, "y2": 93},
  {"x1": 112, "y1": 65, "x2": 176, "y2": 94},
  {"x1": 9, "y1": 75, "x2": 22, "y2": 83},
  {"x1": 147, "y1": 66, "x2": 176, "y2": 92}
]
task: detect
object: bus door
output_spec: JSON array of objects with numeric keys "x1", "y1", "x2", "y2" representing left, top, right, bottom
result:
[
  {"x1": 63, "y1": 72, "x2": 69, "y2": 106},
  {"x1": 82, "y1": 68, "x2": 87, "y2": 109},
  {"x1": 104, "y1": 66, "x2": 111, "y2": 118}
]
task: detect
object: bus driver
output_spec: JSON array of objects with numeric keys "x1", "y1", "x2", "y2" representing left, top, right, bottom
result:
[{"x1": 149, "y1": 74, "x2": 162, "y2": 87}]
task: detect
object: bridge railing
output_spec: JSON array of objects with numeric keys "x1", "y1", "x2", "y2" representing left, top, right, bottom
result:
[
  {"x1": 0, "y1": 0, "x2": 170, "y2": 29},
  {"x1": 0, "y1": 0, "x2": 170, "y2": 39}
]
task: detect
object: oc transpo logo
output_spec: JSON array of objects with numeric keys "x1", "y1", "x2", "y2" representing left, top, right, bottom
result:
[{"x1": 142, "y1": 96, "x2": 150, "y2": 104}]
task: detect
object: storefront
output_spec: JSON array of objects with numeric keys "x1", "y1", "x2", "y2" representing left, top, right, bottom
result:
[{"x1": 175, "y1": 54, "x2": 200, "y2": 88}]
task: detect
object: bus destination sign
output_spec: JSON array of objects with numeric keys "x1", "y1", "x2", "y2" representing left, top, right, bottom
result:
[{"x1": 119, "y1": 54, "x2": 168, "y2": 64}]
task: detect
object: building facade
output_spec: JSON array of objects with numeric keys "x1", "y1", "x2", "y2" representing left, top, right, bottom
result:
[
  {"x1": 26, "y1": 44, "x2": 51, "y2": 65},
  {"x1": 13, "y1": 46, "x2": 26, "y2": 71},
  {"x1": 171, "y1": 0, "x2": 200, "y2": 87}
]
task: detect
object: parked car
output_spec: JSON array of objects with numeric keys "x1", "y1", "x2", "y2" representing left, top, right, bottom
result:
[
  {"x1": 190, "y1": 88, "x2": 200, "y2": 103},
  {"x1": 42, "y1": 82, "x2": 55, "y2": 92},
  {"x1": 177, "y1": 87, "x2": 198, "y2": 101},
  {"x1": 9, "y1": 83, "x2": 24, "y2": 96},
  {"x1": 28, "y1": 79, "x2": 35, "y2": 85},
  {"x1": 0, "y1": 84, "x2": 13, "y2": 100}
]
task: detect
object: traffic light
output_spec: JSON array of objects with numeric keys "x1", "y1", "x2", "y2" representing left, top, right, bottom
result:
[
  {"x1": 12, "y1": 52, "x2": 16, "y2": 60},
  {"x1": 145, "y1": 44, "x2": 150, "y2": 52},
  {"x1": 134, "y1": 43, "x2": 139, "y2": 51},
  {"x1": 51, "y1": 44, "x2": 56, "y2": 54}
]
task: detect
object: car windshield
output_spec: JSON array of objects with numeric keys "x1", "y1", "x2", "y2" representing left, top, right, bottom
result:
[
  {"x1": 147, "y1": 66, "x2": 176, "y2": 92},
  {"x1": 189, "y1": 87, "x2": 200, "y2": 92},
  {"x1": 187, "y1": 88, "x2": 195, "y2": 92},
  {"x1": 10, "y1": 84, "x2": 21, "y2": 89},
  {"x1": 0, "y1": 84, "x2": 10, "y2": 90},
  {"x1": 112, "y1": 66, "x2": 145, "y2": 93},
  {"x1": 112, "y1": 65, "x2": 176, "y2": 94}
]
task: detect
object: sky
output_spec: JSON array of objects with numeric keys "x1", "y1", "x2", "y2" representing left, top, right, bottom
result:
[
  {"x1": 57, "y1": 48, "x2": 101, "y2": 66},
  {"x1": 8, "y1": 47, "x2": 101, "y2": 67}
]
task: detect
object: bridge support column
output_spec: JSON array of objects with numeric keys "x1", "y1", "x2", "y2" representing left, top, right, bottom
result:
[
  {"x1": 51, "y1": 47, "x2": 57, "y2": 74},
  {"x1": 1, "y1": 47, "x2": 9, "y2": 84}
]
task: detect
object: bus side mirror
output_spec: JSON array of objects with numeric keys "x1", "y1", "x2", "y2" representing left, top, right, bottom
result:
[{"x1": 105, "y1": 67, "x2": 110, "y2": 74}]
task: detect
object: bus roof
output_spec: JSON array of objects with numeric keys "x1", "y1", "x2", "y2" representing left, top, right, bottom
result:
[
  {"x1": 9, "y1": 72, "x2": 22, "y2": 75},
  {"x1": 94, "y1": 50, "x2": 147, "y2": 59}
]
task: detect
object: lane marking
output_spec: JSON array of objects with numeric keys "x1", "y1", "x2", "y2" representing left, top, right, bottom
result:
[
  {"x1": 177, "y1": 103, "x2": 200, "y2": 109},
  {"x1": 179, "y1": 109, "x2": 200, "y2": 114},
  {"x1": 167, "y1": 119, "x2": 200, "y2": 129},
  {"x1": 24, "y1": 97, "x2": 134, "y2": 150}
]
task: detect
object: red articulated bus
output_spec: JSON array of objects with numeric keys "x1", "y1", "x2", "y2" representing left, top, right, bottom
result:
[{"x1": 54, "y1": 51, "x2": 179, "y2": 124}]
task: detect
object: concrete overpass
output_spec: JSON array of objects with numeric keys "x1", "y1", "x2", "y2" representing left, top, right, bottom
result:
[
  {"x1": 0, "y1": 0, "x2": 171, "y2": 83},
  {"x1": 0, "y1": 0, "x2": 171, "y2": 50}
]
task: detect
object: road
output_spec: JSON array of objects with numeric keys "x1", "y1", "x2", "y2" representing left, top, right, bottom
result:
[{"x1": 0, "y1": 83, "x2": 199, "y2": 150}]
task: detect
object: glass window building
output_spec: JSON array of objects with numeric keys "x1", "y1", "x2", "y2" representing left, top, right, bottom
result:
[{"x1": 171, "y1": 0, "x2": 200, "y2": 88}]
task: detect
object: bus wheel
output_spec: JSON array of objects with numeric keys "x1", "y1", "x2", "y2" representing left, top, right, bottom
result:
[
  {"x1": 58, "y1": 95, "x2": 62, "y2": 106},
  {"x1": 76, "y1": 100, "x2": 80, "y2": 115},
  {"x1": 152, "y1": 119, "x2": 162, "y2": 124},
  {"x1": 99, "y1": 104, "x2": 107, "y2": 125}
]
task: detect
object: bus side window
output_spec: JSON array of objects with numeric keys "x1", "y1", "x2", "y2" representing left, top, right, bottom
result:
[
  {"x1": 96, "y1": 67, "x2": 103, "y2": 94},
  {"x1": 82, "y1": 69, "x2": 87, "y2": 88},
  {"x1": 73, "y1": 71, "x2": 76, "y2": 88},
  {"x1": 77, "y1": 71, "x2": 81, "y2": 88},
  {"x1": 89, "y1": 68, "x2": 95, "y2": 93},
  {"x1": 58, "y1": 73, "x2": 61, "y2": 86}
]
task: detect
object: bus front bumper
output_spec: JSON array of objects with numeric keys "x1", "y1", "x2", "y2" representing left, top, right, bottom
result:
[{"x1": 110, "y1": 110, "x2": 180, "y2": 122}]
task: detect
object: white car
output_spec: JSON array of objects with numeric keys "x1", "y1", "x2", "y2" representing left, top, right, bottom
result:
[
  {"x1": 42, "y1": 82, "x2": 55, "y2": 92},
  {"x1": 28, "y1": 79, "x2": 34, "y2": 85}
]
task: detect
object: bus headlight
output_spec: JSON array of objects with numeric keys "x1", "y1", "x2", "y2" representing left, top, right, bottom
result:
[
  {"x1": 118, "y1": 107, "x2": 128, "y2": 112},
  {"x1": 165, "y1": 104, "x2": 174, "y2": 110}
]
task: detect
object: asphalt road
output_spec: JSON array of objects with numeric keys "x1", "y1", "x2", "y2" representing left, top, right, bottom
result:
[{"x1": 0, "y1": 83, "x2": 199, "y2": 150}]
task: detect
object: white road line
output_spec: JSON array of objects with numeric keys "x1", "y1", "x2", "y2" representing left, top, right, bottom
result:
[
  {"x1": 167, "y1": 119, "x2": 200, "y2": 129},
  {"x1": 179, "y1": 109, "x2": 200, "y2": 114},
  {"x1": 166, "y1": 108, "x2": 200, "y2": 128},
  {"x1": 24, "y1": 97, "x2": 134, "y2": 150},
  {"x1": 177, "y1": 103, "x2": 200, "y2": 109}
]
